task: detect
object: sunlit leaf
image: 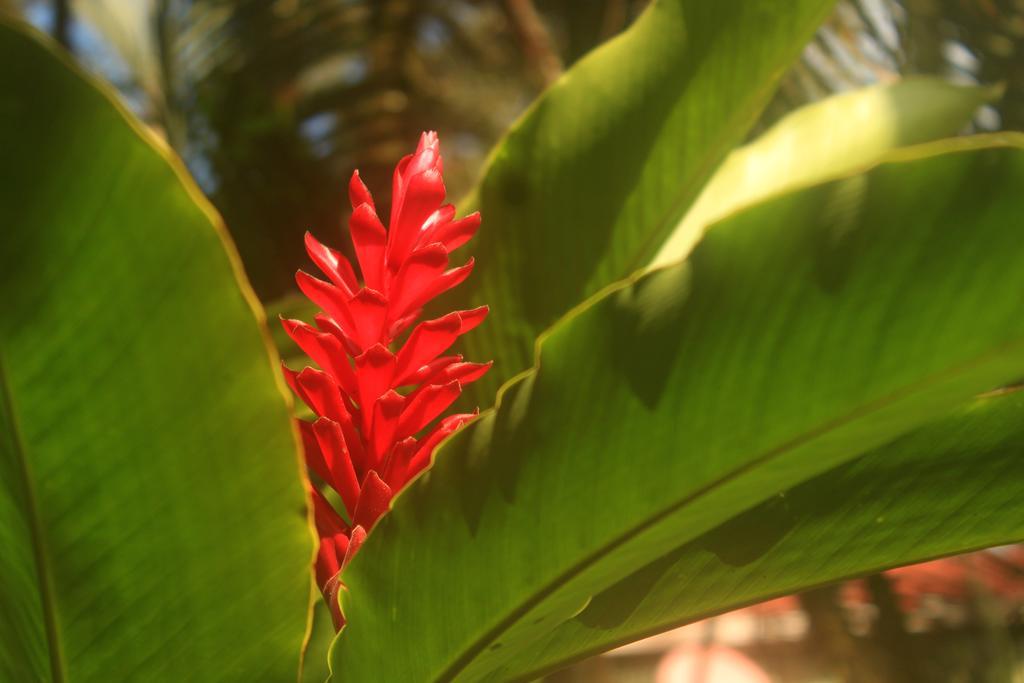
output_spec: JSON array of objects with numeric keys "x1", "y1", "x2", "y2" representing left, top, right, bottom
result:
[
  {"x1": 651, "y1": 77, "x2": 999, "y2": 268},
  {"x1": 457, "y1": 0, "x2": 838, "y2": 403},
  {"x1": 0, "y1": 22, "x2": 311, "y2": 681},
  {"x1": 333, "y1": 138, "x2": 1024, "y2": 681}
]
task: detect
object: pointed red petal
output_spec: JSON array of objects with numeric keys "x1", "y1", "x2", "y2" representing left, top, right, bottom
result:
[
  {"x1": 350, "y1": 203, "x2": 387, "y2": 291},
  {"x1": 310, "y1": 485, "x2": 349, "y2": 538},
  {"x1": 369, "y1": 390, "x2": 405, "y2": 466},
  {"x1": 417, "y1": 204, "x2": 457, "y2": 247},
  {"x1": 388, "y1": 168, "x2": 446, "y2": 270},
  {"x1": 314, "y1": 314, "x2": 361, "y2": 358},
  {"x1": 387, "y1": 308, "x2": 422, "y2": 340},
  {"x1": 353, "y1": 471, "x2": 392, "y2": 530},
  {"x1": 393, "y1": 312, "x2": 462, "y2": 383},
  {"x1": 304, "y1": 232, "x2": 358, "y2": 295},
  {"x1": 380, "y1": 436, "x2": 418, "y2": 489},
  {"x1": 407, "y1": 138, "x2": 440, "y2": 177},
  {"x1": 342, "y1": 525, "x2": 367, "y2": 569},
  {"x1": 423, "y1": 259, "x2": 475, "y2": 305},
  {"x1": 312, "y1": 417, "x2": 361, "y2": 518},
  {"x1": 353, "y1": 344, "x2": 396, "y2": 431},
  {"x1": 400, "y1": 354, "x2": 461, "y2": 387},
  {"x1": 323, "y1": 570, "x2": 347, "y2": 630},
  {"x1": 298, "y1": 420, "x2": 332, "y2": 485},
  {"x1": 325, "y1": 520, "x2": 367, "y2": 630},
  {"x1": 388, "y1": 244, "x2": 448, "y2": 320},
  {"x1": 416, "y1": 130, "x2": 439, "y2": 156},
  {"x1": 346, "y1": 288, "x2": 388, "y2": 351},
  {"x1": 431, "y1": 211, "x2": 480, "y2": 253},
  {"x1": 391, "y1": 256, "x2": 476, "y2": 323},
  {"x1": 294, "y1": 367, "x2": 349, "y2": 423},
  {"x1": 392, "y1": 306, "x2": 487, "y2": 384},
  {"x1": 406, "y1": 412, "x2": 476, "y2": 477},
  {"x1": 456, "y1": 305, "x2": 489, "y2": 334},
  {"x1": 397, "y1": 380, "x2": 462, "y2": 439},
  {"x1": 349, "y1": 169, "x2": 375, "y2": 212},
  {"x1": 296, "y1": 270, "x2": 358, "y2": 334},
  {"x1": 420, "y1": 360, "x2": 492, "y2": 388},
  {"x1": 448, "y1": 361, "x2": 492, "y2": 384},
  {"x1": 293, "y1": 367, "x2": 369, "y2": 473},
  {"x1": 281, "y1": 363, "x2": 308, "y2": 407},
  {"x1": 280, "y1": 317, "x2": 356, "y2": 396},
  {"x1": 389, "y1": 154, "x2": 415, "y2": 227},
  {"x1": 316, "y1": 532, "x2": 347, "y2": 592}
]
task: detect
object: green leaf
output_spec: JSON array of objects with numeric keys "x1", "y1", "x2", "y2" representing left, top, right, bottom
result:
[
  {"x1": 650, "y1": 77, "x2": 1000, "y2": 268},
  {"x1": 0, "y1": 22, "x2": 312, "y2": 681},
  {"x1": 457, "y1": 0, "x2": 837, "y2": 403},
  {"x1": 332, "y1": 139, "x2": 1024, "y2": 681},
  {"x1": 299, "y1": 603, "x2": 335, "y2": 683},
  {"x1": 504, "y1": 389, "x2": 1024, "y2": 678}
]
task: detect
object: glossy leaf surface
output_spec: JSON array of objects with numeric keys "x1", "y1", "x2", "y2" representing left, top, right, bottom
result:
[
  {"x1": 457, "y1": 0, "x2": 838, "y2": 403},
  {"x1": 333, "y1": 138, "x2": 1024, "y2": 681},
  {"x1": 510, "y1": 389, "x2": 1024, "y2": 678},
  {"x1": 0, "y1": 23, "x2": 312, "y2": 682},
  {"x1": 651, "y1": 77, "x2": 998, "y2": 267}
]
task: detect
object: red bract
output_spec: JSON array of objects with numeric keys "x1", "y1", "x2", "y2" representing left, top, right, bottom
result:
[{"x1": 282, "y1": 132, "x2": 489, "y2": 628}]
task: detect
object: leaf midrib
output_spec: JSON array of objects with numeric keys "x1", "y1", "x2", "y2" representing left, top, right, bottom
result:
[
  {"x1": 435, "y1": 335, "x2": 1024, "y2": 682},
  {"x1": 0, "y1": 350, "x2": 65, "y2": 683}
]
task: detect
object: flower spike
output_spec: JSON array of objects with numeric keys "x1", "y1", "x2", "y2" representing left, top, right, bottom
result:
[{"x1": 283, "y1": 132, "x2": 489, "y2": 629}]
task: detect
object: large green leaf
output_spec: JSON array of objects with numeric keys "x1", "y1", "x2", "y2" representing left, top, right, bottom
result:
[
  {"x1": 457, "y1": 0, "x2": 837, "y2": 403},
  {"x1": 507, "y1": 389, "x2": 1024, "y2": 678},
  {"x1": 332, "y1": 138, "x2": 1024, "y2": 681},
  {"x1": 0, "y1": 22, "x2": 311, "y2": 681},
  {"x1": 299, "y1": 603, "x2": 336, "y2": 683},
  {"x1": 650, "y1": 77, "x2": 999, "y2": 268}
]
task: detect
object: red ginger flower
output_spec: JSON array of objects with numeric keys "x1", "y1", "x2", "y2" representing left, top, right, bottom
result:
[{"x1": 281, "y1": 132, "x2": 490, "y2": 628}]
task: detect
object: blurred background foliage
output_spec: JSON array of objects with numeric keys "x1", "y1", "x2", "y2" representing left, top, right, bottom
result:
[
  {"x1": 6, "y1": 2, "x2": 1024, "y2": 681},
  {"x1": 7, "y1": 0, "x2": 1024, "y2": 302}
]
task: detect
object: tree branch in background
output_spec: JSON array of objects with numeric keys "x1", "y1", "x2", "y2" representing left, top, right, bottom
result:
[
  {"x1": 799, "y1": 585, "x2": 874, "y2": 682},
  {"x1": 502, "y1": 0, "x2": 562, "y2": 88},
  {"x1": 599, "y1": 0, "x2": 629, "y2": 41},
  {"x1": 866, "y1": 572, "x2": 927, "y2": 682},
  {"x1": 53, "y1": 0, "x2": 70, "y2": 50}
]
